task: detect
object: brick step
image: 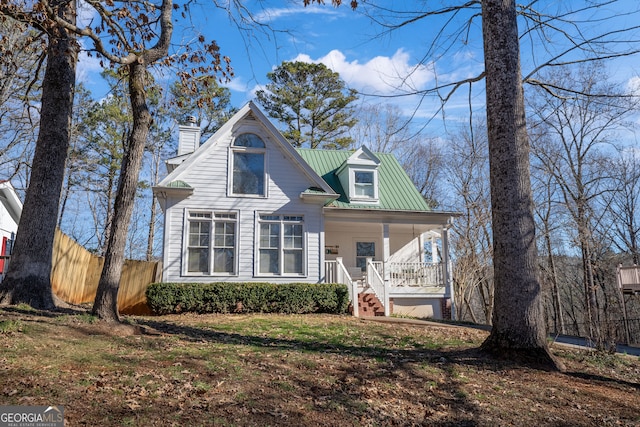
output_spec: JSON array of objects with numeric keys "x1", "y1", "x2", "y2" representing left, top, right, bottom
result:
[{"x1": 357, "y1": 292, "x2": 385, "y2": 317}]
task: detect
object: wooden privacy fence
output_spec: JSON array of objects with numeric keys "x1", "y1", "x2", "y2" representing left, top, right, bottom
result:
[{"x1": 51, "y1": 230, "x2": 161, "y2": 315}]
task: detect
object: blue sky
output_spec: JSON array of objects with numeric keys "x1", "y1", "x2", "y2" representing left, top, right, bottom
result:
[
  {"x1": 76, "y1": 1, "x2": 483, "y2": 128},
  {"x1": 76, "y1": 0, "x2": 640, "y2": 137}
]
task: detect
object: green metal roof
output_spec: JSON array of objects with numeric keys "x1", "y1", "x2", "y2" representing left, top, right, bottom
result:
[
  {"x1": 295, "y1": 148, "x2": 431, "y2": 211},
  {"x1": 166, "y1": 180, "x2": 192, "y2": 188},
  {"x1": 301, "y1": 187, "x2": 330, "y2": 195}
]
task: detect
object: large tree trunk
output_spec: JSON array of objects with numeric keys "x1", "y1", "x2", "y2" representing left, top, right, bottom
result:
[
  {"x1": 0, "y1": 0, "x2": 77, "y2": 309},
  {"x1": 479, "y1": 0, "x2": 562, "y2": 370},
  {"x1": 92, "y1": 62, "x2": 151, "y2": 322}
]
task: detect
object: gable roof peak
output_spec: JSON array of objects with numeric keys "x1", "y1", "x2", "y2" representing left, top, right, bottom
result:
[
  {"x1": 349, "y1": 145, "x2": 381, "y2": 165},
  {"x1": 335, "y1": 146, "x2": 380, "y2": 175},
  {"x1": 156, "y1": 101, "x2": 337, "y2": 197}
]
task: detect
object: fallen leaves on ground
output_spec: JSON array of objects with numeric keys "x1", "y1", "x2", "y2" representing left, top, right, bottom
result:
[{"x1": 1, "y1": 309, "x2": 639, "y2": 426}]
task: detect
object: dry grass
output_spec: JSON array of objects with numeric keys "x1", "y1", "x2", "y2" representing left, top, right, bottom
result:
[{"x1": 1, "y1": 307, "x2": 639, "y2": 426}]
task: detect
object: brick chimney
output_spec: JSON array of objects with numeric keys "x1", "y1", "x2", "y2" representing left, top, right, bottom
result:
[{"x1": 177, "y1": 115, "x2": 201, "y2": 156}]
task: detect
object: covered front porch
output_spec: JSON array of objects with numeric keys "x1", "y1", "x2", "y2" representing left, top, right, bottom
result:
[
  {"x1": 324, "y1": 258, "x2": 450, "y2": 317},
  {"x1": 320, "y1": 208, "x2": 455, "y2": 319}
]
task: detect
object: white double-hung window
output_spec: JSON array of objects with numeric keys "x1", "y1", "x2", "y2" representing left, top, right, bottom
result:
[
  {"x1": 186, "y1": 211, "x2": 237, "y2": 275},
  {"x1": 187, "y1": 212, "x2": 211, "y2": 274},
  {"x1": 353, "y1": 170, "x2": 376, "y2": 199},
  {"x1": 258, "y1": 214, "x2": 305, "y2": 276}
]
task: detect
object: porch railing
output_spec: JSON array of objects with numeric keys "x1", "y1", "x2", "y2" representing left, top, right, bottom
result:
[
  {"x1": 324, "y1": 259, "x2": 444, "y2": 317},
  {"x1": 367, "y1": 258, "x2": 389, "y2": 316},
  {"x1": 388, "y1": 262, "x2": 443, "y2": 287},
  {"x1": 324, "y1": 259, "x2": 359, "y2": 317},
  {"x1": 324, "y1": 260, "x2": 338, "y2": 284}
]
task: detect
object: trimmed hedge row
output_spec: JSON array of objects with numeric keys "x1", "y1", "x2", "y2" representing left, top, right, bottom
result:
[{"x1": 146, "y1": 282, "x2": 350, "y2": 315}]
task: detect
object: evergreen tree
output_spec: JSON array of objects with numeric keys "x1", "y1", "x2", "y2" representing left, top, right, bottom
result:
[
  {"x1": 169, "y1": 75, "x2": 236, "y2": 143},
  {"x1": 256, "y1": 61, "x2": 358, "y2": 149}
]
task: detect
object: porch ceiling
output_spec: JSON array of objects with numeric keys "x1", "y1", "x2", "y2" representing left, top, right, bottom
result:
[
  {"x1": 323, "y1": 207, "x2": 457, "y2": 230},
  {"x1": 325, "y1": 220, "x2": 440, "y2": 235}
]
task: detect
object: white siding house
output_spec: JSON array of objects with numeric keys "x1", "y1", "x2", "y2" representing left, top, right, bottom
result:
[{"x1": 154, "y1": 102, "x2": 459, "y2": 319}]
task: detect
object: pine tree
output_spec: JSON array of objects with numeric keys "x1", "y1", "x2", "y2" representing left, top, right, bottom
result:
[{"x1": 256, "y1": 61, "x2": 358, "y2": 149}]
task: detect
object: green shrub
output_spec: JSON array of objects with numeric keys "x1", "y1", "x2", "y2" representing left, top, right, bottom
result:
[{"x1": 146, "y1": 282, "x2": 349, "y2": 315}]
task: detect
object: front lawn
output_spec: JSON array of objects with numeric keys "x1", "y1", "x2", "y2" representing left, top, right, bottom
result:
[{"x1": 1, "y1": 308, "x2": 638, "y2": 426}]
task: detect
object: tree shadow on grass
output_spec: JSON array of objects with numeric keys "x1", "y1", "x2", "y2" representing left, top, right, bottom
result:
[
  {"x1": 130, "y1": 318, "x2": 537, "y2": 426},
  {"x1": 12, "y1": 311, "x2": 487, "y2": 426},
  {"x1": 565, "y1": 371, "x2": 640, "y2": 391},
  {"x1": 137, "y1": 317, "x2": 480, "y2": 362},
  {"x1": 136, "y1": 316, "x2": 639, "y2": 384},
  {"x1": 0, "y1": 304, "x2": 88, "y2": 317},
  {"x1": 5, "y1": 308, "x2": 639, "y2": 426}
]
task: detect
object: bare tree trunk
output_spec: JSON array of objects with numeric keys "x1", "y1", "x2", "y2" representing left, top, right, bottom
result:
[
  {"x1": 0, "y1": 0, "x2": 77, "y2": 309},
  {"x1": 91, "y1": 0, "x2": 173, "y2": 321},
  {"x1": 581, "y1": 239, "x2": 603, "y2": 347},
  {"x1": 576, "y1": 199, "x2": 600, "y2": 343},
  {"x1": 566, "y1": 284, "x2": 583, "y2": 336},
  {"x1": 478, "y1": 278, "x2": 494, "y2": 324},
  {"x1": 146, "y1": 152, "x2": 161, "y2": 261},
  {"x1": 479, "y1": 0, "x2": 561, "y2": 370},
  {"x1": 146, "y1": 198, "x2": 157, "y2": 261},
  {"x1": 101, "y1": 171, "x2": 116, "y2": 255},
  {"x1": 545, "y1": 233, "x2": 565, "y2": 334},
  {"x1": 58, "y1": 179, "x2": 72, "y2": 228},
  {"x1": 462, "y1": 292, "x2": 479, "y2": 324},
  {"x1": 92, "y1": 62, "x2": 150, "y2": 322}
]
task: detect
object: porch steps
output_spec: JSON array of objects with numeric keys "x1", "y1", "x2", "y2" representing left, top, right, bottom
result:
[{"x1": 357, "y1": 292, "x2": 387, "y2": 317}]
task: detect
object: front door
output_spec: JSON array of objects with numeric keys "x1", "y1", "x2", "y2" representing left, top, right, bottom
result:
[{"x1": 355, "y1": 241, "x2": 376, "y2": 271}]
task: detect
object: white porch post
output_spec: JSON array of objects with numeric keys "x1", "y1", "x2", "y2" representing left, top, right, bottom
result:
[
  {"x1": 319, "y1": 215, "x2": 325, "y2": 283},
  {"x1": 441, "y1": 226, "x2": 454, "y2": 320},
  {"x1": 431, "y1": 233, "x2": 439, "y2": 263},
  {"x1": 383, "y1": 223, "x2": 391, "y2": 316},
  {"x1": 352, "y1": 276, "x2": 359, "y2": 318},
  {"x1": 336, "y1": 256, "x2": 344, "y2": 283}
]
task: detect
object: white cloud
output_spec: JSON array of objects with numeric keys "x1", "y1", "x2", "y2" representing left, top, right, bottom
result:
[
  {"x1": 74, "y1": 1, "x2": 107, "y2": 92},
  {"x1": 76, "y1": 48, "x2": 104, "y2": 87},
  {"x1": 252, "y1": 5, "x2": 340, "y2": 23},
  {"x1": 292, "y1": 49, "x2": 436, "y2": 96},
  {"x1": 222, "y1": 76, "x2": 261, "y2": 103},
  {"x1": 287, "y1": 49, "x2": 450, "y2": 121},
  {"x1": 77, "y1": 0, "x2": 99, "y2": 28},
  {"x1": 626, "y1": 76, "x2": 640, "y2": 96},
  {"x1": 237, "y1": 48, "x2": 482, "y2": 125}
]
